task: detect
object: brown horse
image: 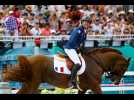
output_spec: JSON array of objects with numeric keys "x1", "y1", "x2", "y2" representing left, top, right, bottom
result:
[{"x1": 2, "y1": 48, "x2": 131, "y2": 94}]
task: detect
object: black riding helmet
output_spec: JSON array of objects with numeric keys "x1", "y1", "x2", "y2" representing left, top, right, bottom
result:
[{"x1": 81, "y1": 16, "x2": 91, "y2": 24}]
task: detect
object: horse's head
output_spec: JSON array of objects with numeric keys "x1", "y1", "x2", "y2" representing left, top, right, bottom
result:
[{"x1": 109, "y1": 57, "x2": 131, "y2": 85}]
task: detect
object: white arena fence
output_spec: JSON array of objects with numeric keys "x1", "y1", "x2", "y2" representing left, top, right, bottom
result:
[
  {"x1": 0, "y1": 34, "x2": 134, "y2": 48},
  {"x1": 0, "y1": 34, "x2": 134, "y2": 42}
]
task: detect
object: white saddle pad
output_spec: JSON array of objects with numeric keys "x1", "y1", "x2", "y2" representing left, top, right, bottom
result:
[{"x1": 54, "y1": 54, "x2": 86, "y2": 75}]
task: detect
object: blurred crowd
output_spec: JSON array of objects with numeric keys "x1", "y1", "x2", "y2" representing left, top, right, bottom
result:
[{"x1": 0, "y1": 5, "x2": 134, "y2": 37}]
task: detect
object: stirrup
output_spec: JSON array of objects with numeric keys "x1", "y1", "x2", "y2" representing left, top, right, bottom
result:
[
  {"x1": 68, "y1": 79, "x2": 76, "y2": 88},
  {"x1": 76, "y1": 76, "x2": 83, "y2": 92},
  {"x1": 68, "y1": 81, "x2": 83, "y2": 92},
  {"x1": 67, "y1": 76, "x2": 83, "y2": 92}
]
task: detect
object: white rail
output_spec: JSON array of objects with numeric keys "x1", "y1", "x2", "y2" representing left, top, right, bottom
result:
[
  {"x1": 101, "y1": 86, "x2": 134, "y2": 92},
  {"x1": 103, "y1": 71, "x2": 134, "y2": 77},
  {"x1": 124, "y1": 71, "x2": 134, "y2": 76},
  {"x1": 0, "y1": 34, "x2": 134, "y2": 41},
  {"x1": 86, "y1": 86, "x2": 134, "y2": 93}
]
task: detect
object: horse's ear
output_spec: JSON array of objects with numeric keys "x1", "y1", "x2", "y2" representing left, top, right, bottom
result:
[{"x1": 17, "y1": 55, "x2": 31, "y2": 68}]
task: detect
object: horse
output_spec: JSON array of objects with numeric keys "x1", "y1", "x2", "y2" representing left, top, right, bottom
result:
[{"x1": 2, "y1": 48, "x2": 131, "y2": 94}]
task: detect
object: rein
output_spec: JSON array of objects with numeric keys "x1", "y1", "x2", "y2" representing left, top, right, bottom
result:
[
  {"x1": 88, "y1": 53, "x2": 106, "y2": 71},
  {"x1": 88, "y1": 53, "x2": 114, "y2": 79}
]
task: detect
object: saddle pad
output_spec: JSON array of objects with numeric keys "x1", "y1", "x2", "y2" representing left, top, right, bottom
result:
[{"x1": 54, "y1": 54, "x2": 86, "y2": 75}]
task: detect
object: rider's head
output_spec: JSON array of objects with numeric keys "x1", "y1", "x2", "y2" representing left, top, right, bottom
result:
[{"x1": 81, "y1": 16, "x2": 91, "y2": 29}]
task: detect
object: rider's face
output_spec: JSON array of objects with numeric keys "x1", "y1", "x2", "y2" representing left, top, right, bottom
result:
[{"x1": 83, "y1": 21, "x2": 90, "y2": 29}]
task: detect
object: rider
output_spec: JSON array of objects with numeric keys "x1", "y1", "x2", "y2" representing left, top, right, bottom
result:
[{"x1": 64, "y1": 16, "x2": 91, "y2": 88}]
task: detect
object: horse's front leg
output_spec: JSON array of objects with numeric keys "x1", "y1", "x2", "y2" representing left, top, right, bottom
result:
[
  {"x1": 90, "y1": 84, "x2": 102, "y2": 94},
  {"x1": 78, "y1": 90, "x2": 87, "y2": 94},
  {"x1": 17, "y1": 82, "x2": 40, "y2": 94}
]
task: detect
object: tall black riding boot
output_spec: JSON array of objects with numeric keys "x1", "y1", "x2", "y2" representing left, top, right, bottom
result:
[{"x1": 68, "y1": 64, "x2": 81, "y2": 88}]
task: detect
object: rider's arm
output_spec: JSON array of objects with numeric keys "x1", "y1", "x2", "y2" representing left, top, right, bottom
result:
[{"x1": 68, "y1": 29, "x2": 79, "y2": 44}]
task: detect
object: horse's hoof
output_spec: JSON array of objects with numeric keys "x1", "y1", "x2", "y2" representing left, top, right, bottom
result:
[
  {"x1": 68, "y1": 86, "x2": 74, "y2": 89},
  {"x1": 68, "y1": 83, "x2": 74, "y2": 88}
]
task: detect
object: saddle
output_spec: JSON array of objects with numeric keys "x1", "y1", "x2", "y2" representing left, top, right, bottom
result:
[
  {"x1": 54, "y1": 52, "x2": 86, "y2": 75},
  {"x1": 57, "y1": 52, "x2": 73, "y2": 70}
]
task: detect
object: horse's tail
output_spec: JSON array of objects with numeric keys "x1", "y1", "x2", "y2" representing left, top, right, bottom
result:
[
  {"x1": 17, "y1": 55, "x2": 32, "y2": 81},
  {"x1": 3, "y1": 55, "x2": 32, "y2": 82}
]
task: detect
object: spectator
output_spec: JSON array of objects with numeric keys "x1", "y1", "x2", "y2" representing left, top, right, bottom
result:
[
  {"x1": 40, "y1": 5, "x2": 48, "y2": 14},
  {"x1": 127, "y1": 9, "x2": 134, "y2": 25},
  {"x1": 40, "y1": 23, "x2": 53, "y2": 36},
  {"x1": 117, "y1": 10, "x2": 126, "y2": 22},
  {"x1": 4, "y1": 10, "x2": 19, "y2": 36},
  {"x1": 123, "y1": 27, "x2": 130, "y2": 34},
  {"x1": 103, "y1": 22, "x2": 114, "y2": 36},
  {"x1": 0, "y1": 11, "x2": 4, "y2": 26},
  {"x1": 0, "y1": 23, "x2": 4, "y2": 36},
  {"x1": 38, "y1": 13, "x2": 46, "y2": 25},
  {"x1": 0, "y1": 5, "x2": 133, "y2": 36},
  {"x1": 98, "y1": 5, "x2": 105, "y2": 16},
  {"x1": 91, "y1": 18, "x2": 102, "y2": 34},
  {"x1": 30, "y1": 22, "x2": 41, "y2": 36},
  {"x1": 128, "y1": 24, "x2": 134, "y2": 34},
  {"x1": 79, "y1": 5, "x2": 90, "y2": 17},
  {"x1": 26, "y1": 13, "x2": 36, "y2": 27},
  {"x1": 107, "y1": 9, "x2": 115, "y2": 21},
  {"x1": 48, "y1": 13, "x2": 59, "y2": 32},
  {"x1": 89, "y1": 10, "x2": 97, "y2": 23},
  {"x1": 13, "y1": 6, "x2": 21, "y2": 18},
  {"x1": 55, "y1": 5, "x2": 66, "y2": 18},
  {"x1": 19, "y1": 22, "x2": 32, "y2": 36},
  {"x1": 1, "y1": 5, "x2": 10, "y2": 17},
  {"x1": 20, "y1": 12, "x2": 28, "y2": 24},
  {"x1": 25, "y1": 5, "x2": 33, "y2": 14}
]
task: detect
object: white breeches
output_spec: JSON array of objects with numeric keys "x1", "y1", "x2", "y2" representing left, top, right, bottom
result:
[{"x1": 64, "y1": 49, "x2": 81, "y2": 65}]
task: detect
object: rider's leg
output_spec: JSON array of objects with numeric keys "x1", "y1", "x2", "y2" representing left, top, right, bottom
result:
[
  {"x1": 64, "y1": 49, "x2": 81, "y2": 65},
  {"x1": 64, "y1": 49, "x2": 81, "y2": 87},
  {"x1": 70, "y1": 64, "x2": 81, "y2": 84}
]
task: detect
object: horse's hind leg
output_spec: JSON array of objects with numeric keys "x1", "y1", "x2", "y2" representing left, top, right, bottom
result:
[
  {"x1": 17, "y1": 82, "x2": 40, "y2": 94},
  {"x1": 17, "y1": 83, "x2": 30, "y2": 94}
]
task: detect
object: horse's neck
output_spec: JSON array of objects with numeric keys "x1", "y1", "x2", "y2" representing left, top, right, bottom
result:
[
  {"x1": 85, "y1": 48, "x2": 122, "y2": 56},
  {"x1": 98, "y1": 52, "x2": 121, "y2": 72},
  {"x1": 85, "y1": 52, "x2": 111, "y2": 72}
]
